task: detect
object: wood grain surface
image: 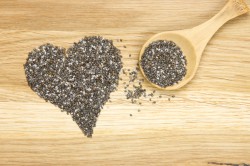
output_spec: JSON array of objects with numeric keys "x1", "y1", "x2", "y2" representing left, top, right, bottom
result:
[{"x1": 0, "y1": 0, "x2": 250, "y2": 165}]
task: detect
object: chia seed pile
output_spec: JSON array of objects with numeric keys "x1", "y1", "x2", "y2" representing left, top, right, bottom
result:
[
  {"x1": 140, "y1": 40, "x2": 187, "y2": 88},
  {"x1": 24, "y1": 36, "x2": 122, "y2": 137}
]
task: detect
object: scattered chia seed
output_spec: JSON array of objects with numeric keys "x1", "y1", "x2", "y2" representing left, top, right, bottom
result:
[
  {"x1": 129, "y1": 54, "x2": 131, "y2": 57},
  {"x1": 122, "y1": 66, "x2": 170, "y2": 108},
  {"x1": 24, "y1": 36, "x2": 123, "y2": 138},
  {"x1": 129, "y1": 71, "x2": 138, "y2": 82},
  {"x1": 148, "y1": 93, "x2": 154, "y2": 97},
  {"x1": 126, "y1": 85, "x2": 146, "y2": 100},
  {"x1": 140, "y1": 40, "x2": 187, "y2": 88}
]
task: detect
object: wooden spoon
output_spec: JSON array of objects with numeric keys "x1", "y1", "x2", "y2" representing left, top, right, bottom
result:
[{"x1": 139, "y1": 0, "x2": 249, "y2": 90}]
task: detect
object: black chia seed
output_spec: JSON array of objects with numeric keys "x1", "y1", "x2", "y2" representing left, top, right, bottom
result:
[
  {"x1": 140, "y1": 40, "x2": 187, "y2": 88},
  {"x1": 24, "y1": 36, "x2": 123, "y2": 137}
]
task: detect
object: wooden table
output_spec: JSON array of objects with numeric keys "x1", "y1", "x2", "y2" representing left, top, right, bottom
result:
[{"x1": 0, "y1": 0, "x2": 250, "y2": 165}]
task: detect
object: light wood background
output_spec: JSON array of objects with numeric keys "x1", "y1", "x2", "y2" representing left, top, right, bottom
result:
[{"x1": 0, "y1": 0, "x2": 250, "y2": 165}]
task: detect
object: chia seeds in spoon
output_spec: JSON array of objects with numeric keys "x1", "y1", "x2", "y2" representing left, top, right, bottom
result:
[
  {"x1": 140, "y1": 40, "x2": 187, "y2": 88},
  {"x1": 24, "y1": 36, "x2": 123, "y2": 137}
]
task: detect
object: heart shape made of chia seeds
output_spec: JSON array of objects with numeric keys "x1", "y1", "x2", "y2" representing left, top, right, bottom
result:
[{"x1": 24, "y1": 36, "x2": 123, "y2": 137}]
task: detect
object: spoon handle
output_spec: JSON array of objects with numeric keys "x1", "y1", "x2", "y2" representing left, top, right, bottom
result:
[{"x1": 187, "y1": 0, "x2": 249, "y2": 57}]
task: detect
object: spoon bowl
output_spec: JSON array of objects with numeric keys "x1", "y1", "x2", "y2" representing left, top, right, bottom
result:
[
  {"x1": 139, "y1": 32, "x2": 197, "y2": 90},
  {"x1": 139, "y1": 0, "x2": 249, "y2": 90}
]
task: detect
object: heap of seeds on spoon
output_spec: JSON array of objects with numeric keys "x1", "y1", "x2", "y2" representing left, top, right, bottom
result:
[{"x1": 140, "y1": 40, "x2": 187, "y2": 88}]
